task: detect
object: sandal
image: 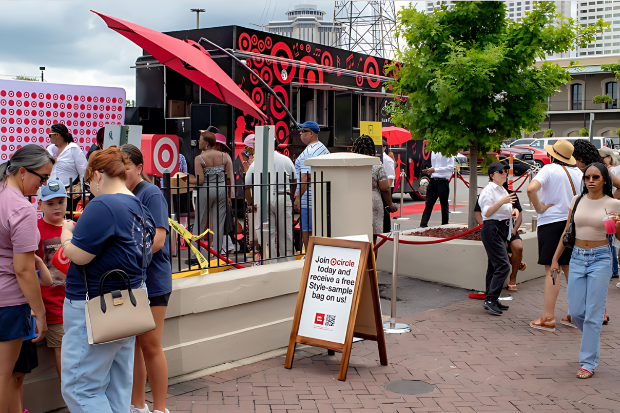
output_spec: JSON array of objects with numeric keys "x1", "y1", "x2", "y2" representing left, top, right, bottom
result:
[
  {"x1": 560, "y1": 315, "x2": 578, "y2": 328},
  {"x1": 519, "y1": 262, "x2": 527, "y2": 271},
  {"x1": 507, "y1": 284, "x2": 517, "y2": 292},
  {"x1": 576, "y1": 367, "x2": 593, "y2": 379},
  {"x1": 603, "y1": 316, "x2": 610, "y2": 326},
  {"x1": 529, "y1": 317, "x2": 556, "y2": 332}
]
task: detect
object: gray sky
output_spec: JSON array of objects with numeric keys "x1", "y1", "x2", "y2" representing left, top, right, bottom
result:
[{"x1": 0, "y1": 1, "x2": 417, "y2": 102}]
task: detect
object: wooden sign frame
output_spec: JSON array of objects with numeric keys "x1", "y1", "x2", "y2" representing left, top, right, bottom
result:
[{"x1": 284, "y1": 236, "x2": 388, "y2": 381}]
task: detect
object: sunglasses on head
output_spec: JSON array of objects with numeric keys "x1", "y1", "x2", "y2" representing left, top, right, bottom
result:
[
  {"x1": 583, "y1": 174, "x2": 602, "y2": 181},
  {"x1": 25, "y1": 168, "x2": 49, "y2": 184}
]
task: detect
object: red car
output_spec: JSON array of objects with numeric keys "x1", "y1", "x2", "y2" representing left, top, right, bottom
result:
[{"x1": 512, "y1": 145, "x2": 550, "y2": 169}]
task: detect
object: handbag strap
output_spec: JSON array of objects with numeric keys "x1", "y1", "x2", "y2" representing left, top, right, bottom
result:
[{"x1": 560, "y1": 165, "x2": 577, "y2": 196}]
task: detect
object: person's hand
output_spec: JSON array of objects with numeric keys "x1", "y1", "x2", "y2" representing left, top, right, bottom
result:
[
  {"x1": 538, "y1": 202, "x2": 554, "y2": 214},
  {"x1": 293, "y1": 197, "x2": 300, "y2": 213},
  {"x1": 32, "y1": 316, "x2": 47, "y2": 343},
  {"x1": 388, "y1": 204, "x2": 398, "y2": 213},
  {"x1": 62, "y1": 219, "x2": 75, "y2": 233},
  {"x1": 512, "y1": 208, "x2": 520, "y2": 220},
  {"x1": 501, "y1": 192, "x2": 517, "y2": 205},
  {"x1": 511, "y1": 227, "x2": 518, "y2": 237},
  {"x1": 550, "y1": 259, "x2": 560, "y2": 276},
  {"x1": 423, "y1": 167, "x2": 435, "y2": 174}
]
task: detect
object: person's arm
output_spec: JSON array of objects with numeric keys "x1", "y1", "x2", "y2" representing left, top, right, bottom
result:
[
  {"x1": 474, "y1": 211, "x2": 483, "y2": 226},
  {"x1": 73, "y1": 147, "x2": 88, "y2": 186},
  {"x1": 14, "y1": 251, "x2": 47, "y2": 342},
  {"x1": 289, "y1": 177, "x2": 297, "y2": 203},
  {"x1": 61, "y1": 221, "x2": 96, "y2": 265},
  {"x1": 225, "y1": 154, "x2": 234, "y2": 199},
  {"x1": 513, "y1": 210, "x2": 523, "y2": 234},
  {"x1": 194, "y1": 156, "x2": 204, "y2": 186},
  {"x1": 379, "y1": 179, "x2": 398, "y2": 212},
  {"x1": 34, "y1": 254, "x2": 53, "y2": 286},
  {"x1": 432, "y1": 156, "x2": 455, "y2": 175},
  {"x1": 550, "y1": 215, "x2": 572, "y2": 272}
]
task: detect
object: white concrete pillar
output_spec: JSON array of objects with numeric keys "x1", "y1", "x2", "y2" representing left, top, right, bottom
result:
[{"x1": 305, "y1": 153, "x2": 379, "y2": 242}]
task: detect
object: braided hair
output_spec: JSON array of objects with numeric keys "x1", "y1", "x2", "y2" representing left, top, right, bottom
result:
[
  {"x1": 573, "y1": 139, "x2": 604, "y2": 166},
  {"x1": 351, "y1": 134, "x2": 376, "y2": 157}
]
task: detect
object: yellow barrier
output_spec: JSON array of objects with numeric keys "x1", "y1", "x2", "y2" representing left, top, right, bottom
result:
[{"x1": 168, "y1": 218, "x2": 212, "y2": 270}]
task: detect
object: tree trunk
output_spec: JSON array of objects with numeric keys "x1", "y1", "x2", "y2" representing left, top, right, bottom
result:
[{"x1": 468, "y1": 145, "x2": 478, "y2": 229}]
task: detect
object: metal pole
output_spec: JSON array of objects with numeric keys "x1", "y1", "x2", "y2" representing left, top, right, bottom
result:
[
  {"x1": 451, "y1": 166, "x2": 462, "y2": 214},
  {"x1": 395, "y1": 170, "x2": 408, "y2": 220},
  {"x1": 383, "y1": 223, "x2": 410, "y2": 334},
  {"x1": 262, "y1": 222, "x2": 270, "y2": 262}
]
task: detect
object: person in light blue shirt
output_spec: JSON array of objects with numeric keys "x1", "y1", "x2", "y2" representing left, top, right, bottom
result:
[{"x1": 293, "y1": 121, "x2": 329, "y2": 250}]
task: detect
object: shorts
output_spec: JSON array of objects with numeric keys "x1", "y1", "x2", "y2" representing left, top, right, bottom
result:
[
  {"x1": 45, "y1": 323, "x2": 64, "y2": 348},
  {"x1": 300, "y1": 207, "x2": 312, "y2": 232},
  {"x1": 13, "y1": 339, "x2": 38, "y2": 374},
  {"x1": 0, "y1": 303, "x2": 31, "y2": 342},
  {"x1": 149, "y1": 292, "x2": 171, "y2": 307},
  {"x1": 538, "y1": 220, "x2": 572, "y2": 265}
]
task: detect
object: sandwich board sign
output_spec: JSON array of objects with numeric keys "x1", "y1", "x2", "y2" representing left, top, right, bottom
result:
[{"x1": 285, "y1": 236, "x2": 387, "y2": 381}]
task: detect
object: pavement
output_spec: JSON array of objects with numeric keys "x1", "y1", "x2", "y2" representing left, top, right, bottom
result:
[{"x1": 146, "y1": 275, "x2": 620, "y2": 413}]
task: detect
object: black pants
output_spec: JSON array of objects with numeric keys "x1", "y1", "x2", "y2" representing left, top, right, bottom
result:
[
  {"x1": 481, "y1": 220, "x2": 511, "y2": 302},
  {"x1": 420, "y1": 179, "x2": 449, "y2": 227}
]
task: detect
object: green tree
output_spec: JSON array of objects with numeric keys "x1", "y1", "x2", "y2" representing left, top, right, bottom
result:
[
  {"x1": 14, "y1": 75, "x2": 38, "y2": 81},
  {"x1": 544, "y1": 129, "x2": 554, "y2": 137},
  {"x1": 386, "y1": 1, "x2": 605, "y2": 227},
  {"x1": 579, "y1": 127, "x2": 589, "y2": 137}
]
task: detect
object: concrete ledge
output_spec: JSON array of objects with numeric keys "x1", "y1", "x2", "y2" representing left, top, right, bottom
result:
[
  {"x1": 376, "y1": 225, "x2": 543, "y2": 291},
  {"x1": 24, "y1": 260, "x2": 305, "y2": 413}
]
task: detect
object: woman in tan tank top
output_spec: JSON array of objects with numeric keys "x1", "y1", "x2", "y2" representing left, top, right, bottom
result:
[{"x1": 551, "y1": 162, "x2": 620, "y2": 379}]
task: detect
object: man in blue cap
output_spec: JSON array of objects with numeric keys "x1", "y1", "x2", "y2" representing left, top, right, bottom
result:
[{"x1": 294, "y1": 121, "x2": 329, "y2": 250}]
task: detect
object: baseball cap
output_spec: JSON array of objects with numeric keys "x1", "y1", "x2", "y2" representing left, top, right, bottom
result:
[
  {"x1": 487, "y1": 162, "x2": 510, "y2": 175},
  {"x1": 41, "y1": 180, "x2": 68, "y2": 201},
  {"x1": 298, "y1": 121, "x2": 320, "y2": 134},
  {"x1": 244, "y1": 134, "x2": 255, "y2": 149}
]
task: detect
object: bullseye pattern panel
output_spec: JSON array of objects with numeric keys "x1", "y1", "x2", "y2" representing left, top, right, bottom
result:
[{"x1": 0, "y1": 79, "x2": 125, "y2": 160}]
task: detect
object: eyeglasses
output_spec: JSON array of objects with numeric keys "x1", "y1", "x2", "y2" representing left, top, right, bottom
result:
[
  {"x1": 25, "y1": 168, "x2": 50, "y2": 184},
  {"x1": 494, "y1": 170, "x2": 508, "y2": 175},
  {"x1": 583, "y1": 174, "x2": 602, "y2": 181}
]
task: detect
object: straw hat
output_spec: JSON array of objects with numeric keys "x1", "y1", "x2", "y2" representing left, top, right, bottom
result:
[{"x1": 544, "y1": 139, "x2": 576, "y2": 165}]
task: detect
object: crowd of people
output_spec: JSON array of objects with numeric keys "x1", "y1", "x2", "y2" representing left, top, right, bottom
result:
[{"x1": 477, "y1": 138, "x2": 620, "y2": 379}]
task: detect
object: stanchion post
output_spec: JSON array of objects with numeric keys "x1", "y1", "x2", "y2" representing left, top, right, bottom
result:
[
  {"x1": 383, "y1": 222, "x2": 411, "y2": 334},
  {"x1": 396, "y1": 170, "x2": 409, "y2": 220},
  {"x1": 451, "y1": 166, "x2": 462, "y2": 214},
  {"x1": 262, "y1": 222, "x2": 270, "y2": 262}
]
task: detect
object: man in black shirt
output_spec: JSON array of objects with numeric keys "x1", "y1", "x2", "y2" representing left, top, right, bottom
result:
[{"x1": 475, "y1": 181, "x2": 525, "y2": 292}]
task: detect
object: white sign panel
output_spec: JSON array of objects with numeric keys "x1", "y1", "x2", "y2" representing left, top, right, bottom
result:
[
  {"x1": 297, "y1": 245, "x2": 362, "y2": 344},
  {"x1": 0, "y1": 79, "x2": 125, "y2": 160}
]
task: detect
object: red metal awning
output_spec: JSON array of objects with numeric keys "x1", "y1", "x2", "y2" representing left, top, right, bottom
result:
[{"x1": 93, "y1": 11, "x2": 267, "y2": 121}]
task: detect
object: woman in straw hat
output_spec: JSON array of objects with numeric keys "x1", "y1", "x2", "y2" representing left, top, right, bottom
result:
[{"x1": 526, "y1": 139, "x2": 583, "y2": 332}]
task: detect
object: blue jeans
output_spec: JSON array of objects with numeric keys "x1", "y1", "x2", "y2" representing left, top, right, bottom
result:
[
  {"x1": 61, "y1": 298, "x2": 135, "y2": 412},
  {"x1": 300, "y1": 207, "x2": 312, "y2": 232},
  {"x1": 612, "y1": 245, "x2": 618, "y2": 277},
  {"x1": 567, "y1": 245, "x2": 612, "y2": 372}
]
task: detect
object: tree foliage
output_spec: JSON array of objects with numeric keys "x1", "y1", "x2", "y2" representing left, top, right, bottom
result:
[
  {"x1": 386, "y1": 1, "x2": 605, "y2": 226},
  {"x1": 544, "y1": 129, "x2": 554, "y2": 137},
  {"x1": 579, "y1": 127, "x2": 589, "y2": 137},
  {"x1": 14, "y1": 75, "x2": 38, "y2": 81}
]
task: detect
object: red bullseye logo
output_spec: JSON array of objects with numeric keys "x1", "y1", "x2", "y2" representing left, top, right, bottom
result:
[
  {"x1": 153, "y1": 137, "x2": 178, "y2": 175},
  {"x1": 271, "y1": 42, "x2": 296, "y2": 84}
]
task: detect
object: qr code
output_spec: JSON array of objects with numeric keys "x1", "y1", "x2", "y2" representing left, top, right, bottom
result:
[{"x1": 325, "y1": 314, "x2": 336, "y2": 327}]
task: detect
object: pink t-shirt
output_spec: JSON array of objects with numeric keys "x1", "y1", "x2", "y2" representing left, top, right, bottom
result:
[{"x1": 0, "y1": 185, "x2": 40, "y2": 308}]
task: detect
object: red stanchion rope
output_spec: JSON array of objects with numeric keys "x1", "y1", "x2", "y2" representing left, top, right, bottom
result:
[
  {"x1": 374, "y1": 224, "x2": 483, "y2": 250},
  {"x1": 196, "y1": 240, "x2": 246, "y2": 269},
  {"x1": 515, "y1": 172, "x2": 531, "y2": 192}
]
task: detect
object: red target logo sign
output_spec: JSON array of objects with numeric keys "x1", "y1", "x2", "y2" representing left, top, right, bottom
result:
[{"x1": 141, "y1": 134, "x2": 179, "y2": 177}]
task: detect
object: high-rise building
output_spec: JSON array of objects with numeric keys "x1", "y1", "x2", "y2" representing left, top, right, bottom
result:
[
  {"x1": 266, "y1": 4, "x2": 342, "y2": 47},
  {"x1": 576, "y1": 1, "x2": 620, "y2": 56}
]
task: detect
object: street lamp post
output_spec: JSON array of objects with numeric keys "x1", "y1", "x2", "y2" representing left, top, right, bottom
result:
[
  {"x1": 190, "y1": 8, "x2": 206, "y2": 29},
  {"x1": 39, "y1": 67, "x2": 45, "y2": 82}
]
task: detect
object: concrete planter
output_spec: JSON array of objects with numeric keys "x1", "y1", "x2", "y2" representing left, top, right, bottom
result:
[{"x1": 376, "y1": 224, "x2": 543, "y2": 291}]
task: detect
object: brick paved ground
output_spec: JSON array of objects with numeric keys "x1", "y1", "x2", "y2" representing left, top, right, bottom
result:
[{"x1": 152, "y1": 276, "x2": 620, "y2": 412}]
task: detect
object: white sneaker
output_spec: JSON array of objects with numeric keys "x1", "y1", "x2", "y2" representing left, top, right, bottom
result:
[
  {"x1": 616, "y1": 282, "x2": 620, "y2": 289},
  {"x1": 153, "y1": 410, "x2": 169, "y2": 413},
  {"x1": 130, "y1": 405, "x2": 150, "y2": 413}
]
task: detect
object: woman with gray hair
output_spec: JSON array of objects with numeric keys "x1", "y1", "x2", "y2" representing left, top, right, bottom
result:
[{"x1": 0, "y1": 145, "x2": 55, "y2": 410}]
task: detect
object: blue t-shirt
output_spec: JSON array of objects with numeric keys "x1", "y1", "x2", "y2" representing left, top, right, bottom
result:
[
  {"x1": 65, "y1": 194, "x2": 155, "y2": 301},
  {"x1": 135, "y1": 182, "x2": 171, "y2": 297}
]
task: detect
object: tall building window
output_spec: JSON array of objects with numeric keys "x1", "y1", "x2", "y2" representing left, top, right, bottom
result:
[
  {"x1": 606, "y1": 82, "x2": 618, "y2": 108},
  {"x1": 572, "y1": 84, "x2": 583, "y2": 110}
]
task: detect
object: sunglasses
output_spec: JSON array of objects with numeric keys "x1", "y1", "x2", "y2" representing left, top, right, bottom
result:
[
  {"x1": 25, "y1": 168, "x2": 50, "y2": 184},
  {"x1": 301, "y1": 129, "x2": 312, "y2": 133},
  {"x1": 48, "y1": 132, "x2": 59, "y2": 138},
  {"x1": 583, "y1": 174, "x2": 602, "y2": 181},
  {"x1": 494, "y1": 169, "x2": 508, "y2": 175}
]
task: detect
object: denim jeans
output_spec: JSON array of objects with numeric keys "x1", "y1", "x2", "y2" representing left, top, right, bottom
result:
[
  {"x1": 567, "y1": 245, "x2": 612, "y2": 372},
  {"x1": 612, "y1": 245, "x2": 619, "y2": 277},
  {"x1": 61, "y1": 298, "x2": 136, "y2": 412}
]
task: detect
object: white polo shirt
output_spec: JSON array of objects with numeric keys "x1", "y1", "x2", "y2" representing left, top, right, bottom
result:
[{"x1": 245, "y1": 151, "x2": 296, "y2": 194}]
